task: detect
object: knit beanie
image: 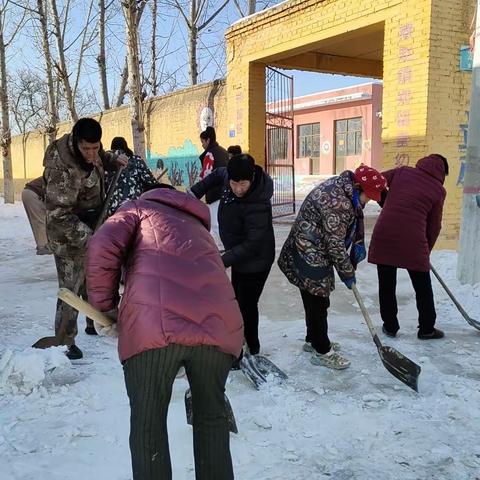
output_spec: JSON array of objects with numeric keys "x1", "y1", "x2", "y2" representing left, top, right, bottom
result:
[
  {"x1": 353, "y1": 164, "x2": 387, "y2": 202},
  {"x1": 227, "y1": 154, "x2": 255, "y2": 181}
]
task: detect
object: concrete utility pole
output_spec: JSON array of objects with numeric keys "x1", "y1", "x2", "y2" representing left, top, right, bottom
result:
[{"x1": 458, "y1": 2, "x2": 480, "y2": 285}]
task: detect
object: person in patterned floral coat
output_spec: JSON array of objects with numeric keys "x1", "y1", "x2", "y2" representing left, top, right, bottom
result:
[
  {"x1": 278, "y1": 166, "x2": 387, "y2": 370},
  {"x1": 106, "y1": 137, "x2": 159, "y2": 216}
]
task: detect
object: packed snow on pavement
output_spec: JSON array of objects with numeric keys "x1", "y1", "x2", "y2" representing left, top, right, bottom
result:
[{"x1": 1, "y1": 199, "x2": 480, "y2": 480}]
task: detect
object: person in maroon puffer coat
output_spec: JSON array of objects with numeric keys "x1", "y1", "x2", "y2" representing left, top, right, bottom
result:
[
  {"x1": 86, "y1": 186, "x2": 243, "y2": 480},
  {"x1": 368, "y1": 154, "x2": 449, "y2": 340}
]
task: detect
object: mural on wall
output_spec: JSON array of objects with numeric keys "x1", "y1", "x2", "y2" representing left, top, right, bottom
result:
[{"x1": 146, "y1": 139, "x2": 201, "y2": 187}]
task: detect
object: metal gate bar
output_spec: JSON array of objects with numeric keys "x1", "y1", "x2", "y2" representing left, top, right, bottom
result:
[{"x1": 265, "y1": 67, "x2": 295, "y2": 217}]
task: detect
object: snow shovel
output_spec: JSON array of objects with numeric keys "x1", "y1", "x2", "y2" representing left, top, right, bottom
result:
[
  {"x1": 352, "y1": 285, "x2": 421, "y2": 392},
  {"x1": 430, "y1": 264, "x2": 480, "y2": 331},
  {"x1": 184, "y1": 388, "x2": 238, "y2": 434},
  {"x1": 32, "y1": 165, "x2": 124, "y2": 349}
]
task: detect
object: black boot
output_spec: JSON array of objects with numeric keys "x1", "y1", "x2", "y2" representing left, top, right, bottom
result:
[
  {"x1": 66, "y1": 345, "x2": 83, "y2": 360},
  {"x1": 418, "y1": 328, "x2": 444, "y2": 340},
  {"x1": 85, "y1": 318, "x2": 98, "y2": 336},
  {"x1": 382, "y1": 325, "x2": 397, "y2": 338},
  {"x1": 230, "y1": 349, "x2": 244, "y2": 371}
]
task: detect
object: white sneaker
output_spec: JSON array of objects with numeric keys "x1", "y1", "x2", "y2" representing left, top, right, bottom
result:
[
  {"x1": 302, "y1": 341, "x2": 340, "y2": 353},
  {"x1": 310, "y1": 350, "x2": 350, "y2": 370}
]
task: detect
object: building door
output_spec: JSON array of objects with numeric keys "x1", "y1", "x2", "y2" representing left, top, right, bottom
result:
[
  {"x1": 266, "y1": 67, "x2": 295, "y2": 217},
  {"x1": 335, "y1": 117, "x2": 363, "y2": 174},
  {"x1": 297, "y1": 123, "x2": 321, "y2": 174}
]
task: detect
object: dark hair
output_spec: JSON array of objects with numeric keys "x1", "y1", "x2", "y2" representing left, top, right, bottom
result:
[
  {"x1": 227, "y1": 154, "x2": 255, "y2": 181},
  {"x1": 110, "y1": 136, "x2": 133, "y2": 156},
  {"x1": 200, "y1": 126, "x2": 216, "y2": 144},
  {"x1": 227, "y1": 145, "x2": 242, "y2": 156},
  {"x1": 156, "y1": 158, "x2": 164, "y2": 169},
  {"x1": 72, "y1": 118, "x2": 102, "y2": 144},
  {"x1": 434, "y1": 154, "x2": 449, "y2": 176}
]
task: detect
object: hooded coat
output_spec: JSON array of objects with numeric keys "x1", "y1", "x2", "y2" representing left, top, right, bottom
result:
[
  {"x1": 190, "y1": 165, "x2": 275, "y2": 273},
  {"x1": 198, "y1": 142, "x2": 229, "y2": 204},
  {"x1": 368, "y1": 155, "x2": 447, "y2": 272},
  {"x1": 86, "y1": 188, "x2": 244, "y2": 363},
  {"x1": 277, "y1": 171, "x2": 357, "y2": 297}
]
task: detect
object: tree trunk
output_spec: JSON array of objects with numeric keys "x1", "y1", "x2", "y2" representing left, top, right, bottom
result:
[
  {"x1": 97, "y1": 0, "x2": 110, "y2": 110},
  {"x1": 37, "y1": 0, "x2": 58, "y2": 144},
  {"x1": 115, "y1": 58, "x2": 129, "y2": 107},
  {"x1": 49, "y1": 0, "x2": 78, "y2": 122},
  {"x1": 116, "y1": 1, "x2": 147, "y2": 107},
  {"x1": 0, "y1": 14, "x2": 13, "y2": 203},
  {"x1": 248, "y1": 0, "x2": 256, "y2": 15},
  {"x1": 189, "y1": 0, "x2": 198, "y2": 85},
  {"x1": 123, "y1": 0, "x2": 145, "y2": 157},
  {"x1": 150, "y1": 0, "x2": 157, "y2": 96},
  {"x1": 189, "y1": 26, "x2": 198, "y2": 85}
]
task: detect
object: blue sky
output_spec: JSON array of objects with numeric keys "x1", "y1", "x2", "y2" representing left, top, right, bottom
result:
[{"x1": 287, "y1": 70, "x2": 378, "y2": 97}]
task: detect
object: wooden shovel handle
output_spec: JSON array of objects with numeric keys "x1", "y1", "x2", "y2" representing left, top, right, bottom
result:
[{"x1": 57, "y1": 288, "x2": 114, "y2": 328}]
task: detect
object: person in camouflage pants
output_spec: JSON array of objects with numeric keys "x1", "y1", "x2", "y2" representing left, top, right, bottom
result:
[{"x1": 43, "y1": 118, "x2": 127, "y2": 360}]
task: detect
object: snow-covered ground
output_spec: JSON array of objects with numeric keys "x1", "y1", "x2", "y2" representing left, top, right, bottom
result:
[{"x1": 1, "y1": 199, "x2": 480, "y2": 480}]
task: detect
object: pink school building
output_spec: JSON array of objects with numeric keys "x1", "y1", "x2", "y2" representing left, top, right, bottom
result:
[{"x1": 292, "y1": 82, "x2": 383, "y2": 176}]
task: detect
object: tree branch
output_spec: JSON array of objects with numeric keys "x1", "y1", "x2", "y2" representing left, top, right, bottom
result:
[{"x1": 198, "y1": 0, "x2": 230, "y2": 31}]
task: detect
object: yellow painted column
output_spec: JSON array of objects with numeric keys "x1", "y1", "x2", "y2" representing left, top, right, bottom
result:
[
  {"x1": 226, "y1": 33, "x2": 266, "y2": 166},
  {"x1": 382, "y1": 0, "x2": 473, "y2": 248}
]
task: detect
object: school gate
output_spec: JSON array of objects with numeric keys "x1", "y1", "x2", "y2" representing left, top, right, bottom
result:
[{"x1": 225, "y1": 0, "x2": 475, "y2": 249}]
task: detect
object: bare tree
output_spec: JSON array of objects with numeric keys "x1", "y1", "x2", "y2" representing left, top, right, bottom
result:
[
  {"x1": 173, "y1": 0, "x2": 230, "y2": 85},
  {"x1": 0, "y1": 0, "x2": 25, "y2": 203},
  {"x1": 232, "y1": 0, "x2": 277, "y2": 16},
  {"x1": 37, "y1": 0, "x2": 58, "y2": 144},
  {"x1": 122, "y1": 0, "x2": 146, "y2": 156},
  {"x1": 9, "y1": 70, "x2": 48, "y2": 177},
  {"x1": 150, "y1": 0, "x2": 158, "y2": 96},
  {"x1": 97, "y1": 0, "x2": 109, "y2": 110},
  {"x1": 49, "y1": 0, "x2": 78, "y2": 122},
  {"x1": 115, "y1": 0, "x2": 148, "y2": 107},
  {"x1": 232, "y1": 0, "x2": 255, "y2": 15}
]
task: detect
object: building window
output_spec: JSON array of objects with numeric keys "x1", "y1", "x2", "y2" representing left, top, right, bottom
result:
[
  {"x1": 267, "y1": 127, "x2": 289, "y2": 162},
  {"x1": 297, "y1": 123, "x2": 320, "y2": 158},
  {"x1": 335, "y1": 117, "x2": 362, "y2": 156}
]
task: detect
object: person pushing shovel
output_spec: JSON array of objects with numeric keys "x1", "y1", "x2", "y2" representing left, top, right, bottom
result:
[
  {"x1": 278, "y1": 165, "x2": 387, "y2": 370},
  {"x1": 85, "y1": 184, "x2": 243, "y2": 480}
]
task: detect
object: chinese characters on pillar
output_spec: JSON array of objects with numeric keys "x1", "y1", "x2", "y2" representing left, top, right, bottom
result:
[{"x1": 395, "y1": 23, "x2": 415, "y2": 167}]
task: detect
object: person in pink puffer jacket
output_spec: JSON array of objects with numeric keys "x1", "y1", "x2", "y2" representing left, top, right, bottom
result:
[{"x1": 86, "y1": 185, "x2": 243, "y2": 480}]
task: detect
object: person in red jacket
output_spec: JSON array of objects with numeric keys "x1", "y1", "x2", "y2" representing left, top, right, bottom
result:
[
  {"x1": 85, "y1": 186, "x2": 243, "y2": 480},
  {"x1": 368, "y1": 154, "x2": 449, "y2": 340}
]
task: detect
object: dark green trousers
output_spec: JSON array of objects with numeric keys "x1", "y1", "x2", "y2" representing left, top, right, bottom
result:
[{"x1": 123, "y1": 344, "x2": 234, "y2": 480}]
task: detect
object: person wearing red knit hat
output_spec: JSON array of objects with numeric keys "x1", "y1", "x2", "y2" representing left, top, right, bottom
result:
[{"x1": 278, "y1": 164, "x2": 386, "y2": 370}]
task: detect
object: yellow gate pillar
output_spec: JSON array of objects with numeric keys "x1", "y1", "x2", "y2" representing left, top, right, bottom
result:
[
  {"x1": 382, "y1": 0, "x2": 474, "y2": 249},
  {"x1": 226, "y1": 47, "x2": 266, "y2": 166}
]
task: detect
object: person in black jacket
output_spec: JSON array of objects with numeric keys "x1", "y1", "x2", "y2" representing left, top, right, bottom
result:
[
  {"x1": 190, "y1": 154, "x2": 275, "y2": 360},
  {"x1": 199, "y1": 127, "x2": 229, "y2": 242}
]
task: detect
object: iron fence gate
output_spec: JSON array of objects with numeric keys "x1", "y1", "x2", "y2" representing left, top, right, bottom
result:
[{"x1": 265, "y1": 67, "x2": 295, "y2": 217}]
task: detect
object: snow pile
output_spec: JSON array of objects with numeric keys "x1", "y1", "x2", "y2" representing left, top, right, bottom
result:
[{"x1": 0, "y1": 346, "x2": 71, "y2": 394}]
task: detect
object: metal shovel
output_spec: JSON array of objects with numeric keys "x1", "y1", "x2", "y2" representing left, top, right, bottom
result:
[
  {"x1": 430, "y1": 265, "x2": 480, "y2": 331},
  {"x1": 352, "y1": 284, "x2": 421, "y2": 392}
]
